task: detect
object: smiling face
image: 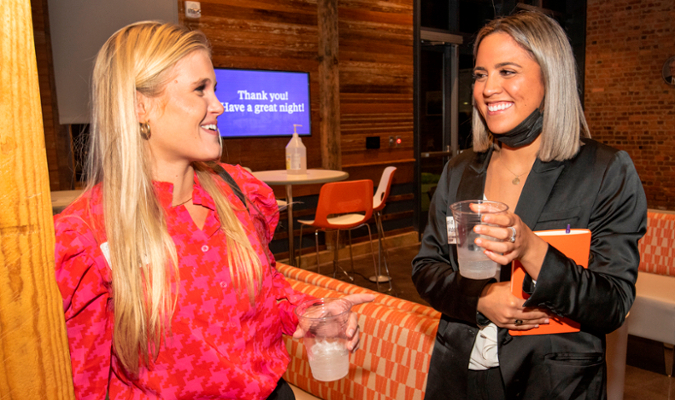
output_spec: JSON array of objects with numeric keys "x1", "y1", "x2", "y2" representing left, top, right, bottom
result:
[
  {"x1": 473, "y1": 32, "x2": 545, "y2": 135},
  {"x1": 138, "y1": 50, "x2": 224, "y2": 167}
]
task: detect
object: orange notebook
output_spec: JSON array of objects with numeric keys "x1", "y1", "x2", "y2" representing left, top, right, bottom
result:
[{"x1": 509, "y1": 228, "x2": 591, "y2": 336}]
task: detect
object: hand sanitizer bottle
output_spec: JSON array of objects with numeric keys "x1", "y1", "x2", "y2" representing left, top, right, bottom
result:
[{"x1": 286, "y1": 124, "x2": 307, "y2": 175}]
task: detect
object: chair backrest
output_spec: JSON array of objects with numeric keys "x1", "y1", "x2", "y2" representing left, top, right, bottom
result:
[
  {"x1": 373, "y1": 166, "x2": 397, "y2": 211},
  {"x1": 314, "y1": 179, "x2": 374, "y2": 227}
]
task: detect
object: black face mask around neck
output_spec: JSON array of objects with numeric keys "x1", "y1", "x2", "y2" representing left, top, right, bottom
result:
[{"x1": 491, "y1": 108, "x2": 543, "y2": 148}]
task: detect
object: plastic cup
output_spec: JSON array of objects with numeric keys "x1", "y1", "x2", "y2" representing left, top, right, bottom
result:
[
  {"x1": 294, "y1": 298, "x2": 352, "y2": 381},
  {"x1": 450, "y1": 200, "x2": 509, "y2": 279}
]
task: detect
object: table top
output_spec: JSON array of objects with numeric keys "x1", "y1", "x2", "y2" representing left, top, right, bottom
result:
[
  {"x1": 252, "y1": 169, "x2": 348, "y2": 185},
  {"x1": 51, "y1": 189, "x2": 84, "y2": 214}
]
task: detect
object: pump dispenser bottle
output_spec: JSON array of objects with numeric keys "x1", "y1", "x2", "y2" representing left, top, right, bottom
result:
[{"x1": 285, "y1": 124, "x2": 307, "y2": 175}]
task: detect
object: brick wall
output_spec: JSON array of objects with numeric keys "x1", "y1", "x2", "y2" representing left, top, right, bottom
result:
[{"x1": 585, "y1": 0, "x2": 675, "y2": 210}]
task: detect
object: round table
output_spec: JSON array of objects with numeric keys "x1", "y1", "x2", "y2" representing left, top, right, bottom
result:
[{"x1": 252, "y1": 169, "x2": 349, "y2": 266}]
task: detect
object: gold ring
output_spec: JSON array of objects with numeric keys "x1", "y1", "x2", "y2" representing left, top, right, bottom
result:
[{"x1": 514, "y1": 319, "x2": 523, "y2": 326}]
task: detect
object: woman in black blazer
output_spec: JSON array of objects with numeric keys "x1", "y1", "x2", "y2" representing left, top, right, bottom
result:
[{"x1": 412, "y1": 11, "x2": 647, "y2": 400}]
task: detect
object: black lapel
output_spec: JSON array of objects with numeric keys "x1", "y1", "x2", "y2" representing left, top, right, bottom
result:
[
  {"x1": 456, "y1": 149, "x2": 492, "y2": 201},
  {"x1": 514, "y1": 158, "x2": 565, "y2": 229}
]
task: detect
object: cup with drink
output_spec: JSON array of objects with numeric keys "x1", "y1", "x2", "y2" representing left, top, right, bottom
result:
[
  {"x1": 294, "y1": 297, "x2": 352, "y2": 381},
  {"x1": 450, "y1": 200, "x2": 509, "y2": 279}
]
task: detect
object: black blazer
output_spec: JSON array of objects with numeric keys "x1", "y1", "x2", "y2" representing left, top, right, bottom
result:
[{"x1": 412, "y1": 139, "x2": 647, "y2": 400}]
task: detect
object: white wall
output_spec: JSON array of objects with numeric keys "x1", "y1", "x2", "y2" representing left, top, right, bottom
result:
[{"x1": 48, "y1": 0, "x2": 179, "y2": 124}]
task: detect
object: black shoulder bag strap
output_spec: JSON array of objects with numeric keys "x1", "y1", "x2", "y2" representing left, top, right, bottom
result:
[{"x1": 212, "y1": 164, "x2": 249, "y2": 213}]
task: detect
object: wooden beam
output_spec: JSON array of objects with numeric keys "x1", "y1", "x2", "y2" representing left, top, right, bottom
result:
[
  {"x1": 0, "y1": 0, "x2": 75, "y2": 397},
  {"x1": 317, "y1": 0, "x2": 341, "y2": 169}
]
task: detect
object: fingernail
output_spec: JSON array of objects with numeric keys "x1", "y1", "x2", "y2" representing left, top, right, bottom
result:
[
  {"x1": 544, "y1": 319, "x2": 550, "y2": 324},
  {"x1": 347, "y1": 328, "x2": 355, "y2": 337}
]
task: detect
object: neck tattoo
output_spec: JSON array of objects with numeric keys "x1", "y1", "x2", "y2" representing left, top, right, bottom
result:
[{"x1": 174, "y1": 197, "x2": 192, "y2": 207}]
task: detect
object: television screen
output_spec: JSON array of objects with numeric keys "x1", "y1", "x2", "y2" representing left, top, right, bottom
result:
[{"x1": 213, "y1": 68, "x2": 311, "y2": 138}]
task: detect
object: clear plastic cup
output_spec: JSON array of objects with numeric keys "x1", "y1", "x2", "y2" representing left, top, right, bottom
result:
[
  {"x1": 450, "y1": 200, "x2": 509, "y2": 279},
  {"x1": 294, "y1": 298, "x2": 352, "y2": 381}
]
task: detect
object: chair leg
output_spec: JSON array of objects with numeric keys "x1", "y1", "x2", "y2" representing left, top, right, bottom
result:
[
  {"x1": 369, "y1": 213, "x2": 392, "y2": 291},
  {"x1": 364, "y1": 223, "x2": 380, "y2": 292},
  {"x1": 670, "y1": 343, "x2": 675, "y2": 377},
  {"x1": 298, "y1": 224, "x2": 304, "y2": 269},
  {"x1": 314, "y1": 230, "x2": 321, "y2": 275},
  {"x1": 378, "y1": 213, "x2": 393, "y2": 290},
  {"x1": 333, "y1": 230, "x2": 353, "y2": 281},
  {"x1": 348, "y1": 230, "x2": 355, "y2": 274}
]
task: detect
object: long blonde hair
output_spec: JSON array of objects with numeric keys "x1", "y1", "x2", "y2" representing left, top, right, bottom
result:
[
  {"x1": 471, "y1": 11, "x2": 591, "y2": 161},
  {"x1": 87, "y1": 21, "x2": 262, "y2": 376}
]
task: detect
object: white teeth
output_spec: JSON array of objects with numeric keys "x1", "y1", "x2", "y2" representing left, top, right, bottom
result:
[
  {"x1": 201, "y1": 124, "x2": 217, "y2": 131},
  {"x1": 487, "y1": 103, "x2": 513, "y2": 112}
]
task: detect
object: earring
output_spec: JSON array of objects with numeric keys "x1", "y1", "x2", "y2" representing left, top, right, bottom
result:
[
  {"x1": 140, "y1": 122, "x2": 151, "y2": 140},
  {"x1": 217, "y1": 128, "x2": 223, "y2": 159}
]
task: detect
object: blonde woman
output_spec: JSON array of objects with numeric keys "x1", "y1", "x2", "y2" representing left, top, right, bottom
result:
[
  {"x1": 54, "y1": 21, "x2": 372, "y2": 399},
  {"x1": 413, "y1": 12, "x2": 647, "y2": 399}
]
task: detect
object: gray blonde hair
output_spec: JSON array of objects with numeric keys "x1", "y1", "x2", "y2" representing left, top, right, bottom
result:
[
  {"x1": 472, "y1": 11, "x2": 590, "y2": 161},
  {"x1": 87, "y1": 21, "x2": 262, "y2": 376}
]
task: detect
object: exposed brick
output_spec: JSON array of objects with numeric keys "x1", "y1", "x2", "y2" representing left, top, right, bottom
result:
[{"x1": 586, "y1": 0, "x2": 675, "y2": 210}]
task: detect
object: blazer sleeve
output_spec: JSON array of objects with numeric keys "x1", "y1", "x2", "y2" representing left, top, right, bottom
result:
[
  {"x1": 524, "y1": 150, "x2": 647, "y2": 333},
  {"x1": 54, "y1": 218, "x2": 114, "y2": 400},
  {"x1": 411, "y1": 161, "x2": 494, "y2": 324}
]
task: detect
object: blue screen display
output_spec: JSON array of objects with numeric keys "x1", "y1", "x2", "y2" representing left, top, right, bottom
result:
[{"x1": 213, "y1": 69, "x2": 311, "y2": 138}]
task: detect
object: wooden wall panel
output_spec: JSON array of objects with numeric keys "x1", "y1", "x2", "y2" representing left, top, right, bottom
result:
[
  {"x1": 180, "y1": 0, "x2": 323, "y2": 173},
  {"x1": 32, "y1": 0, "x2": 73, "y2": 191},
  {"x1": 338, "y1": 0, "x2": 414, "y2": 184},
  {"x1": 178, "y1": 0, "x2": 414, "y2": 186},
  {"x1": 178, "y1": 0, "x2": 321, "y2": 171}
]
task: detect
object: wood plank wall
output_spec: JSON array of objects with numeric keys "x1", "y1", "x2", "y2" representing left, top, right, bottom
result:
[
  {"x1": 180, "y1": 0, "x2": 322, "y2": 180},
  {"x1": 338, "y1": 0, "x2": 414, "y2": 185},
  {"x1": 32, "y1": 0, "x2": 74, "y2": 191},
  {"x1": 178, "y1": 0, "x2": 414, "y2": 191}
]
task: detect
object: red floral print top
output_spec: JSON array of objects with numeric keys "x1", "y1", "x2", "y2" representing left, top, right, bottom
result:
[{"x1": 54, "y1": 164, "x2": 312, "y2": 399}]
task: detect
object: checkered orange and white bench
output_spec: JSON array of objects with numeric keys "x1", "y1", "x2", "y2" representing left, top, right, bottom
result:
[
  {"x1": 277, "y1": 263, "x2": 440, "y2": 400},
  {"x1": 628, "y1": 209, "x2": 675, "y2": 375}
]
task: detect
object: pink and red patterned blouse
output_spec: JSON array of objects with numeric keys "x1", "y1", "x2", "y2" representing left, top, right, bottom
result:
[{"x1": 54, "y1": 164, "x2": 312, "y2": 399}]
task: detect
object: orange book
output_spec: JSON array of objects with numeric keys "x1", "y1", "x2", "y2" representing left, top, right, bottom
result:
[{"x1": 509, "y1": 229, "x2": 592, "y2": 336}]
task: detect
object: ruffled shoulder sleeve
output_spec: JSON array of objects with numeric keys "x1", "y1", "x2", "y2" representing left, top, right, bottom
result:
[{"x1": 218, "y1": 164, "x2": 280, "y2": 245}]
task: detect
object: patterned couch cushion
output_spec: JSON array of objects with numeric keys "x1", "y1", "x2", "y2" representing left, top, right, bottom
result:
[
  {"x1": 638, "y1": 210, "x2": 675, "y2": 276},
  {"x1": 278, "y1": 264, "x2": 439, "y2": 400}
]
